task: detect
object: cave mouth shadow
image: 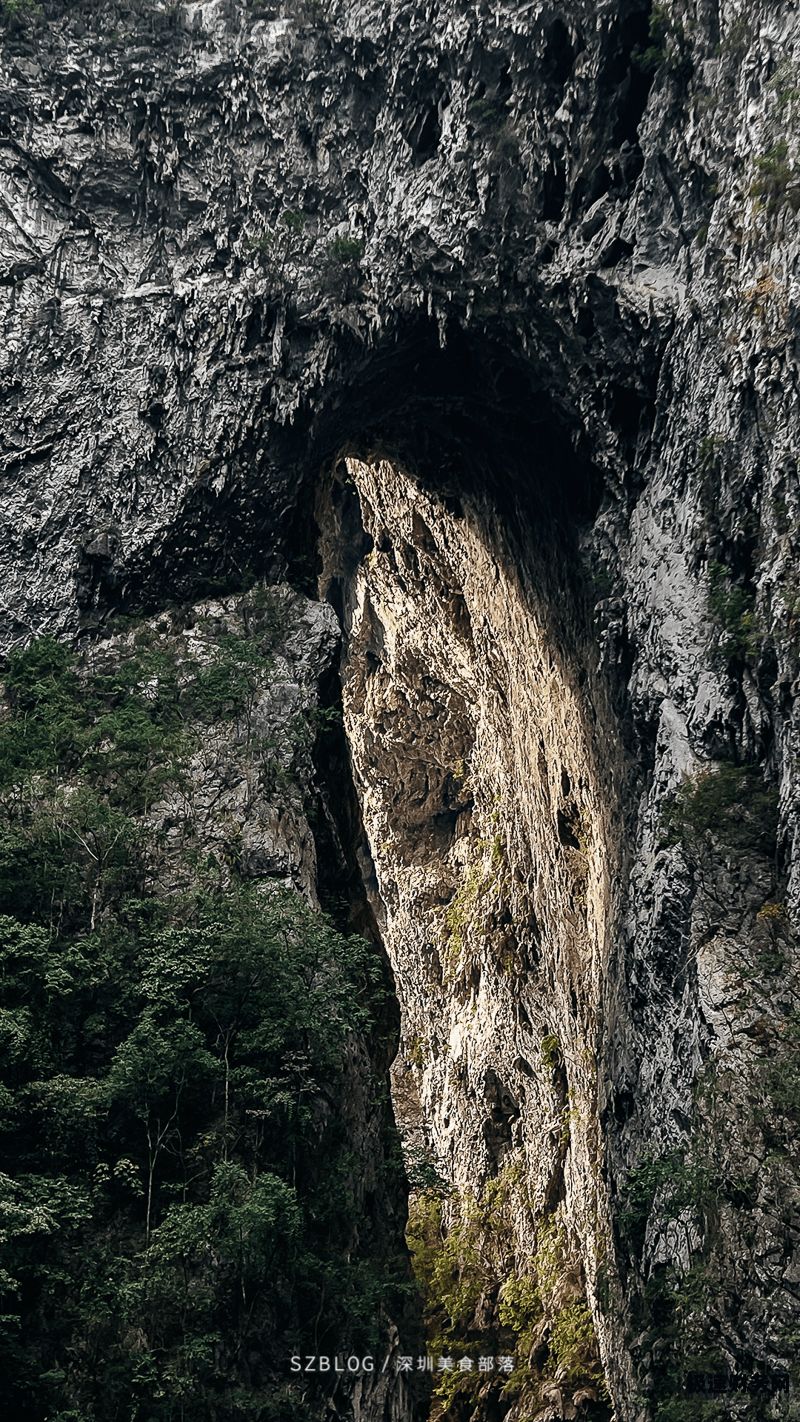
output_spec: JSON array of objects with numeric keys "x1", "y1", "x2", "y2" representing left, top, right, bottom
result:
[
  {"x1": 297, "y1": 313, "x2": 606, "y2": 591},
  {"x1": 303, "y1": 309, "x2": 620, "y2": 1018},
  {"x1": 90, "y1": 313, "x2": 610, "y2": 628}
]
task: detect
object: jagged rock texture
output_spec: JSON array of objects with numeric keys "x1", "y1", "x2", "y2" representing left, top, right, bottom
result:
[
  {"x1": 318, "y1": 455, "x2": 623, "y2": 1419},
  {"x1": 2, "y1": 0, "x2": 800, "y2": 1418}
]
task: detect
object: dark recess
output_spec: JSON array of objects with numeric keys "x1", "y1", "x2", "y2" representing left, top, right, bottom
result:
[
  {"x1": 541, "y1": 155, "x2": 568, "y2": 221},
  {"x1": 310, "y1": 659, "x2": 402, "y2": 1069},
  {"x1": 80, "y1": 314, "x2": 609, "y2": 625},
  {"x1": 546, "y1": 17, "x2": 579, "y2": 89},
  {"x1": 405, "y1": 96, "x2": 445, "y2": 161},
  {"x1": 571, "y1": 0, "x2": 655, "y2": 214}
]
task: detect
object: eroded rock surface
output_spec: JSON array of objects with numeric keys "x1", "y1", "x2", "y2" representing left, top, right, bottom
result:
[
  {"x1": 319, "y1": 455, "x2": 623, "y2": 1418},
  {"x1": 318, "y1": 451, "x2": 800, "y2": 1421},
  {"x1": 2, "y1": 1, "x2": 800, "y2": 1418}
]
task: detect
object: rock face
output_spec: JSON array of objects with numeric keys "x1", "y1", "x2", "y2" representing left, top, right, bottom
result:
[
  {"x1": 318, "y1": 455, "x2": 623, "y2": 1418},
  {"x1": 2, "y1": 0, "x2": 800, "y2": 1419}
]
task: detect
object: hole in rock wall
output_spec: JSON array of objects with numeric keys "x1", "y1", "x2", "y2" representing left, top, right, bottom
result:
[{"x1": 315, "y1": 449, "x2": 624, "y2": 1419}]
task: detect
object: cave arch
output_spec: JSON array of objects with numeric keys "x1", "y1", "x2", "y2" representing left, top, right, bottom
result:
[
  {"x1": 89, "y1": 313, "x2": 625, "y2": 624},
  {"x1": 81, "y1": 312, "x2": 641, "y2": 1416}
]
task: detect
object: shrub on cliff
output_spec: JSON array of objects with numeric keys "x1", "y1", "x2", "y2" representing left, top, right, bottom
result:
[
  {"x1": 707, "y1": 561, "x2": 761, "y2": 662},
  {"x1": 663, "y1": 763, "x2": 778, "y2": 860},
  {"x1": 320, "y1": 235, "x2": 365, "y2": 300}
]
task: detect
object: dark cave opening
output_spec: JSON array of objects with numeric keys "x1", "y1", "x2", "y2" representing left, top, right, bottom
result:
[
  {"x1": 608, "y1": 3, "x2": 658, "y2": 152},
  {"x1": 80, "y1": 315, "x2": 612, "y2": 639},
  {"x1": 546, "y1": 16, "x2": 580, "y2": 91},
  {"x1": 405, "y1": 99, "x2": 443, "y2": 162}
]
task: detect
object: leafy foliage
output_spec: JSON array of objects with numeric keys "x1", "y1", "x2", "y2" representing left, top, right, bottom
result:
[
  {"x1": 325, "y1": 235, "x2": 365, "y2": 265},
  {"x1": 320, "y1": 236, "x2": 365, "y2": 299},
  {"x1": 621, "y1": 1150, "x2": 715, "y2": 1254},
  {"x1": 0, "y1": 621, "x2": 409, "y2": 1420},
  {"x1": 750, "y1": 140, "x2": 800, "y2": 212},
  {"x1": 467, "y1": 93, "x2": 508, "y2": 128},
  {"x1": 634, "y1": 1262, "x2": 737, "y2": 1420},
  {"x1": 633, "y1": 2, "x2": 670, "y2": 70},
  {"x1": 632, "y1": 3, "x2": 687, "y2": 73},
  {"x1": 550, "y1": 1300, "x2": 600, "y2": 1386},
  {"x1": 707, "y1": 561, "x2": 760, "y2": 661},
  {"x1": 766, "y1": 1012, "x2": 800, "y2": 1122},
  {"x1": 663, "y1": 763, "x2": 778, "y2": 859},
  {"x1": 1, "y1": 635, "x2": 183, "y2": 802},
  {"x1": 0, "y1": 0, "x2": 40, "y2": 25},
  {"x1": 541, "y1": 1033, "x2": 561, "y2": 1070},
  {"x1": 406, "y1": 1171, "x2": 607, "y2": 1415},
  {"x1": 623, "y1": 1119, "x2": 796, "y2": 1419}
]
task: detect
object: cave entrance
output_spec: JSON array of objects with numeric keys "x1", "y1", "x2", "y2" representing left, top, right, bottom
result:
[
  {"x1": 314, "y1": 442, "x2": 621, "y2": 1421},
  {"x1": 93, "y1": 311, "x2": 631, "y2": 1417}
]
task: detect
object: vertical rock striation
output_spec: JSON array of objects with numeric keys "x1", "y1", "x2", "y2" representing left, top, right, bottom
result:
[
  {"x1": 1, "y1": 0, "x2": 799, "y2": 1418},
  {"x1": 318, "y1": 454, "x2": 623, "y2": 1418}
]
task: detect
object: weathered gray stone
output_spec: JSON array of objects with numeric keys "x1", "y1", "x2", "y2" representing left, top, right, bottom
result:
[{"x1": 2, "y1": 1, "x2": 799, "y2": 1417}]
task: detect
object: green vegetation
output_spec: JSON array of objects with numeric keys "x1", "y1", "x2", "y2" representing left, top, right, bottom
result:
[
  {"x1": 0, "y1": 0, "x2": 40, "y2": 24},
  {"x1": 406, "y1": 1168, "x2": 607, "y2": 1414},
  {"x1": 751, "y1": 141, "x2": 800, "y2": 212},
  {"x1": 408, "y1": 1033, "x2": 426, "y2": 1069},
  {"x1": 0, "y1": 589, "x2": 289, "y2": 796},
  {"x1": 247, "y1": 232, "x2": 274, "y2": 254},
  {"x1": 622, "y1": 1150, "x2": 732, "y2": 1415},
  {"x1": 320, "y1": 235, "x2": 365, "y2": 300},
  {"x1": 623, "y1": 1042, "x2": 800, "y2": 1420},
  {"x1": 467, "y1": 94, "x2": 508, "y2": 128},
  {"x1": 634, "y1": 1260, "x2": 736, "y2": 1420},
  {"x1": 633, "y1": 3, "x2": 686, "y2": 73},
  {"x1": 654, "y1": 1401, "x2": 733, "y2": 1422},
  {"x1": 541, "y1": 1033, "x2": 561, "y2": 1070},
  {"x1": 325, "y1": 235, "x2": 364, "y2": 265},
  {"x1": 588, "y1": 562, "x2": 615, "y2": 603},
  {"x1": 442, "y1": 833, "x2": 508, "y2": 973},
  {"x1": 0, "y1": 602, "x2": 313, "y2": 920},
  {"x1": 407, "y1": 1182, "x2": 507, "y2": 1413},
  {"x1": 622, "y1": 1150, "x2": 715, "y2": 1253},
  {"x1": 550, "y1": 1299, "x2": 601, "y2": 1386},
  {"x1": 0, "y1": 616, "x2": 407, "y2": 1420},
  {"x1": 765, "y1": 1012, "x2": 800, "y2": 1123},
  {"x1": 707, "y1": 560, "x2": 760, "y2": 661},
  {"x1": 717, "y1": 15, "x2": 751, "y2": 59},
  {"x1": 663, "y1": 763, "x2": 778, "y2": 859},
  {"x1": 444, "y1": 863, "x2": 484, "y2": 959},
  {"x1": 280, "y1": 208, "x2": 307, "y2": 233},
  {"x1": 698, "y1": 433, "x2": 724, "y2": 470},
  {"x1": 247, "y1": 209, "x2": 310, "y2": 278},
  {"x1": 403, "y1": 1143, "x2": 445, "y2": 1193},
  {"x1": 634, "y1": 2, "x2": 670, "y2": 69},
  {"x1": 644, "y1": 594, "x2": 795, "y2": 1422},
  {"x1": 648, "y1": 754, "x2": 800, "y2": 1414},
  {"x1": 770, "y1": 61, "x2": 800, "y2": 111}
]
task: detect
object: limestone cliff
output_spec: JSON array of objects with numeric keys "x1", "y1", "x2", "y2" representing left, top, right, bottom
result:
[{"x1": 1, "y1": 0, "x2": 799, "y2": 1419}]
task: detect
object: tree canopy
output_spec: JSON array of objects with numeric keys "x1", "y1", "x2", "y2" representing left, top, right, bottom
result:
[{"x1": 0, "y1": 630, "x2": 410, "y2": 1421}]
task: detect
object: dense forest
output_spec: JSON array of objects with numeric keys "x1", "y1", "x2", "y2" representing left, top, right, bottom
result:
[{"x1": 0, "y1": 608, "x2": 411, "y2": 1420}]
